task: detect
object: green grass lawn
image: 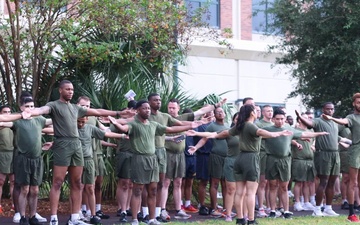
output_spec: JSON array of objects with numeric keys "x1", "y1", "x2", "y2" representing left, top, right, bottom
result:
[{"x1": 165, "y1": 215, "x2": 351, "y2": 225}]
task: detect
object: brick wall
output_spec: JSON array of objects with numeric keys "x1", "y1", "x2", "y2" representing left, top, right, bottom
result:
[
  {"x1": 220, "y1": 0, "x2": 232, "y2": 30},
  {"x1": 241, "y1": 0, "x2": 252, "y2": 40}
]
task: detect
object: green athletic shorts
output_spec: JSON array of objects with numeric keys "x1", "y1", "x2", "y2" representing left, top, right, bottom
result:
[
  {"x1": 131, "y1": 154, "x2": 159, "y2": 184},
  {"x1": 314, "y1": 150, "x2": 340, "y2": 176},
  {"x1": 260, "y1": 151, "x2": 267, "y2": 175},
  {"x1": 165, "y1": 151, "x2": 185, "y2": 179},
  {"x1": 265, "y1": 154, "x2": 291, "y2": 182},
  {"x1": 340, "y1": 151, "x2": 349, "y2": 173},
  {"x1": 208, "y1": 153, "x2": 225, "y2": 179},
  {"x1": 116, "y1": 151, "x2": 133, "y2": 179},
  {"x1": 52, "y1": 138, "x2": 83, "y2": 167},
  {"x1": 95, "y1": 154, "x2": 106, "y2": 177},
  {"x1": 348, "y1": 144, "x2": 360, "y2": 169},
  {"x1": 155, "y1": 147, "x2": 167, "y2": 174},
  {"x1": 0, "y1": 151, "x2": 13, "y2": 174},
  {"x1": 291, "y1": 159, "x2": 316, "y2": 182},
  {"x1": 82, "y1": 158, "x2": 95, "y2": 185},
  {"x1": 14, "y1": 154, "x2": 43, "y2": 186},
  {"x1": 233, "y1": 151, "x2": 260, "y2": 182},
  {"x1": 223, "y1": 156, "x2": 236, "y2": 182}
]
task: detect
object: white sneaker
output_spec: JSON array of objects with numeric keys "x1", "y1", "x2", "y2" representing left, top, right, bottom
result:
[
  {"x1": 160, "y1": 209, "x2": 171, "y2": 221},
  {"x1": 275, "y1": 210, "x2": 282, "y2": 217},
  {"x1": 312, "y1": 208, "x2": 324, "y2": 217},
  {"x1": 130, "y1": 219, "x2": 139, "y2": 225},
  {"x1": 288, "y1": 190, "x2": 294, "y2": 198},
  {"x1": 68, "y1": 219, "x2": 89, "y2": 225},
  {"x1": 302, "y1": 202, "x2": 315, "y2": 211},
  {"x1": 148, "y1": 219, "x2": 161, "y2": 225},
  {"x1": 293, "y1": 202, "x2": 304, "y2": 211},
  {"x1": 13, "y1": 212, "x2": 21, "y2": 223},
  {"x1": 323, "y1": 208, "x2": 339, "y2": 217},
  {"x1": 257, "y1": 208, "x2": 268, "y2": 218},
  {"x1": 174, "y1": 209, "x2": 191, "y2": 219},
  {"x1": 35, "y1": 213, "x2": 47, "y2": 222}
]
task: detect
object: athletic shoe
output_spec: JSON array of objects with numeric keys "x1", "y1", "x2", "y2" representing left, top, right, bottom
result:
[
  {"x1": 126, "y1": 209, "x2": 132, "y2": 217},
  {"x1": 225, "y1": 215, "x2": 232, "y2": 222},
  {"x1": 119, "y1": 212, "x2": 127, "y2": 223},
  {"x1": 29, "y1": 216, "x2": 43, "y2": 225},
  {"x1": 174, "y1": 209, "x2": 191, "y2": 219},
  {"x1": 160, "y1": 209, "x2": 171, "y2": 221},
  {"x1": 137, "y1": 212, "x2": 143, "y2": 222},
  {"x1": 236, "y1": 218, "x2": 246, "y2": 225},
  {"x1": 148, "y1": 219, "x2": 161, "y2": 225},
  {"x1": 20, "y1": 216, "x2": 28, "y2": 225},
  {"x1": 142, "y1": 215, "x2": 150, "y2": 224},
  {"x1": 283, "y1": 211, "x2": 293, "y2": 219},
  {"x1": 184, "y1": 205, "x2": 199, "y2": 213},
  {"x1": 89, "y1": 216, "x2": 101, "y2": 224},
  {"x1": 96, "y1": 210, "x2": 110, "y2": 219},
  {"x1": 323, "y1": 208, "x2": 339, "y2": 217},
  {"x1": 342, "y1": 201, "x2": 350, "y2": 210},
  {"x1": 312, "y1": 208, "x2": 324, "y2": 217},
  {"x1": 217, "y1": 204, "x2": 224, "y2": 210},
  {"x1": 198, "y1": 205, "x2": 209, "y2": 215},
  {"x1": 68, "y1": 218, "x2": 89, "y2": 225},
  {"x1": 35, "y1": 213, "x2": 47, "y2": 222},
  {"x1": 130, "y1": 219, "x2": 139, "y2": 225},
  {"x1": 116, "y1": 209, "x2": 122, "y2": 217},
  {"x1": 13, "y1": 212, "x2": 21, "y2": 223},
  {"x1": 49, "y1": 219, "x2": 58, "y2": 225},
  {"x1": 155, "y1": 216, "x2": 168, "y2": 223},
  {"x1": 288, "y1": 190, "x2": 294, "y2": 198},
  {"x1": 210, "y1": 209, "x2": 224, "y2": 218},
  {"x1": 256, "y1": 208, "x2": 267, "y2": 218},
  {"x1": 247, "y1": 220, "x2": 258, "y2": 224},
  {"x1": 268, "y1": 211, "x2": 276, "y2": 218},
  {"x1": 275, "y1": 210, "x2": 282, "y2": 217},
  {"x1": 347, "y1": 214, "x2": 360, "y2": 223},
  {"x1": 293, "y1": 202, "x2": 304, "y2": 211},
  {"x1": 302, "y1": 202, "x2": 315, "y2": 211}
]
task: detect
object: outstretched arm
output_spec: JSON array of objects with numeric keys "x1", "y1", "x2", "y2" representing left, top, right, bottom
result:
[
  {"x1": 257, "y1": 129, "x2": 293, "y2": 138},
  {"x1": 193, "y1": 98, "x2": 227, "y2": 118},
  {"x1": 188, "y1": 137, "x2": 208, "y2": 155},
  {"x1": 295, "y1": 110, "x2": 314, "y2": 128},
  {"x1": 108, "y1": 116, "x2": 129, "y2": 133},
  {"x1": 165, "y1": 121, "x2": 202, "y2": 133},
  {"x1": 301, "y1": 131, "x2": 328, "y2": 138},
  {"x1": 322, "y1": 114, "x2": 349, "y2": 125},
  {"x1": 185, "y1": 129, "x2": 230, "y2": 139},
  {"x1": 28, "y1": 106, "x2": 51, "y2": 117},
  {"x1": 87, "y1": 108, "x2": 136, "y2": 118}
]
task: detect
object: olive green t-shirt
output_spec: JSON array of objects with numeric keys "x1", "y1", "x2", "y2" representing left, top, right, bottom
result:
[
  {"x1": 149, "y1": 111, "x2": 179, "y2": 148},
  {"x1": 128, "y1": 116, "x2": 167, "y2": 155},
  {"x1": 263, "y1": 125, "x2": 302, "y2": 157},
  {"x1": 78, "y1": 124, "x2": 105, "y2": 158},
  {"x1": 312, "y1": 117, "x2": 340, "y2": 151},
  {"x1": 255, "y1": 119, "x2": 273, "y2": 152},
  {"x1": 291, "y1": 127, "x2": 314, "y2": 160},
  {"x1": 12, "y1": 116, "x2": 46, "y2": 158},
  {"x1": 346, "y1": 114, "x2": 360, "y2": 146},
  {"x1": 86, "y1": 116, "x2": 103, "y2": 155},
  {"x1": 228, "y1": 122, "x2": 260, "y2": 152},
  {"x1": 339, "y1": 126, "x2": 351, "y2": 152},
  {"x1": 226, "y1": 135, "x2": 240, "y2": 157},
  {"x1": 206, "y1": 122, "x2": 229, "y2": 157},
  {"x1": 46, "y1": 100, "x2": 87, "y2": 138},
  {"x1": 0, "y1": 127, "x2": 14, "y2": 152},
  {"x1": 110, "y1": 124, "x2": 132, "y2": 153},
  {"x1": 165, "y1": 113, "x2": 195, "y2": 154}
]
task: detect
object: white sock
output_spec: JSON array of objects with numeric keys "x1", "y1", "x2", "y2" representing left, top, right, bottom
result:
[
  {"x1": 324, "y1": 205, "x2": 332, "y2": 210},
  {"x1": 155, "y1": 207, "x2": 161, "y2": 217},
  {"x1": 96, "y1": 204, "x2": 101, "y2": 212},
  {"x1": 81, "y1": 205, "x2": 87, "y2": 211},
  {"x1": 343, "y1": 199, "x2": 348, "y2": 204},
  {"x1": 86, "y1": 210, "x2": 91, "y2": 216},
  {"x1": 316, "y1": 206, "x2": 321, "y2": 210},
  {"x1": 142, "y1": 207, "x2": 149, "y2": 217},
  {"x1": 51, "y1": 215, "x2": 58, "y2": 221},
  {"x1": 300, "y1": 196, "x2": 304, "y2": 204},
  {"x1": 71, "y1": 213, "x2": 79, "y2": 221},
  {"x1": 185, "y1": 200, "x2": 191, "y2": 207},
  {"x1": 310, "y1": 195, "x2": 315, "y2": 202}
]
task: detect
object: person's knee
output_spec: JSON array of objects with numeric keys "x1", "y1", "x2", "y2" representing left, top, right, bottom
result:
[
  {"x1": 29, "y1": 186, "x2": 39, "y2": 197},
  {"x1": 133, "y1": 186, "x2": 143, "y2": 197},
  {"x1": 52, "y1": 177, "x2": 65, "y2": 190},
  {"x1": 85, "y1": 185, "x2": 94, "y2": 195},
  {"x1": 20, "y1": 186, "x2": 30, "y2": 195},
  {"x1": 173, "y1": 178, "x2": 182, "y2": 189}
]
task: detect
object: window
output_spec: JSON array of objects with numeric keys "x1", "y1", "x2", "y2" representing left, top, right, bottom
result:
[
  {"x1": 185, "y1": 0, "x2": 220, "y2": 28},
  {"x1": 252, "y1": 0, "x2": 275, "y2": 33}
]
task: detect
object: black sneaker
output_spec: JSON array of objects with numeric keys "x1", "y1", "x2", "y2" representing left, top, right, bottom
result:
[
  {"x1": 341, "y1": 201, "x2": 350, "y2": 210},
  {"x1": 142, "y1": 215, "x2": 149, "y2": 224},
  {"x1": 20, "y1": 216, "x2": 28, "y2": 225},
  {"x1": 82, "y1": 210, "x2": 87, "y2": 216},
  {"x1": 283, "y1": 212, "x2": 292, "y2": 219},
  {"x1": 247, "y1": 220, "x2": 258, "y2": 225},
  {"x1": 236, "y1": 218, "x2": 246, "y2": 225},
  {"x1": 156, "y1": 216, "x2": 169, "y2": 223},
  {"x1": 268, "y1": 211, "x2": 276, "y2": 218},
  {"x1": 96, "y1": 210, "x2": 110, "y2": 219},
  {"x1": 117, "y1": 209, "x2": 122, "y2": 217},
  {"x1": 29, "y1": 216, "x2": 42, "y2": 225},
  {"x1": 137, "y1": 211, "x2": 143, "y2": 222},
  {"x1": 119, "y1": 212, "x2": 127, "y2": 223},
  {"x1": 90, "y1": 215, "x2": 101, "y2": 224},
  {"x1": 198, "y1": 205, "x2": 209, "y2": 215},
  {"x1": 126, "y1": 209, "x2": 132, "y2": 217}
]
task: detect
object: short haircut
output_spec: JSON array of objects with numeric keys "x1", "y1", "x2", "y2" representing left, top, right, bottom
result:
[
  {"x1": 352, "y1": 93, "x2": 360, "y2": 102},
  {"x1": 273, "y1": 108, "x2": 286, "y2": 118},
  {"x1": 59, "y1": 80, "x2": 72, "y2": 88},
  {"x1": 169, "y1": 98, "x2": 180, "y2": 105},
  {"x1": 127, "y1": 100, "x2": 137, "y2": 109},
  {"x1": 147, "y1": 93, "x2": 160, "y2": 101},
  {"x1": 322, "y1": 102, "x2": 334, "y2": 108},
  {"x1": 135, "y1": 100, "x2": 149, "y2": 109},
  {"x1": 0, "y1": 105, "x2": 11, "y2": 112},
  {"x1": 242, "y1": 97, "x2": 253, "y2": 105},
  {"x1": 20, "y1": 91, "x2": 33, "y2": 106},
  {"x1": 305, "y1": 110, "x2": 313, "y2": 115},
  {"x1": 77, "y1": 96, "x2": 90, "y2": 103}
]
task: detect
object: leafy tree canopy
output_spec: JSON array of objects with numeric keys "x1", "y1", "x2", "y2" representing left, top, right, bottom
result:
[{"x1": 265, "y1": 0, "x2": 360, "y2": 116}]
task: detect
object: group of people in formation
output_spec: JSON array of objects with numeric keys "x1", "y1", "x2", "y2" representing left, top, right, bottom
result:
[{"x1": 1, "y1": 79, "x2": 360, "y2": 225}]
